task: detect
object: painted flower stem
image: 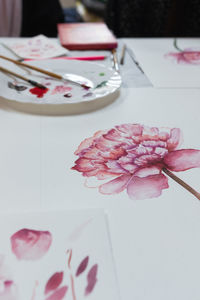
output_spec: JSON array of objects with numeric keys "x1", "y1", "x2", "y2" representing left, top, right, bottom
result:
[
  {"x1": 173, "y1": 38, "x2": 183, "y2": 52},
  {"x1": 66, "y1": 249, "x2": 77, "y2": 300},
  {"x1": 162, "y1": 167, "x2": 200, "y2": 200}
]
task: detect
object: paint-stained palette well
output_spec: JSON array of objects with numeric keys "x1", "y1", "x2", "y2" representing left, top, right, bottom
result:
[{"x1": 0, "y1": 59, "x2": 121, "y2": 105}]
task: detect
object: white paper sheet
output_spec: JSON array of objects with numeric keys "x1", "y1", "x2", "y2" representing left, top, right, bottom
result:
[
  {"x1": 0, "y1": 209, "x2": 119, "y2": 300},
  {"x1": 3, "y1": 35, "x2": 68, "y2": 59},
  {"x1": 126, "y1": 38, "x2": 200, "y2": 87}
]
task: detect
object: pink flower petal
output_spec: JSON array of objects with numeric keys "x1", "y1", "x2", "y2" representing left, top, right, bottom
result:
[
  {"x1": 10, "y1": 229, "x2": 52, "y2": 260},
  {"x1": 45, "y1": 286, "x2": 68, "y2": 300},
  {"x1": 134, "y1": 166, "x2": 161, "y2": 177},
  {"x1": 116, "y1": 123, "x2": 143, "y2": 137},
  {"x1": 103, "y1": 128, "x2": 123, "y2": 141},
  {"x1": 0, "y1": 281, "x2": 18, "y2": 300},
  {"x1": 76, "y1": 256, "x2": 89, "y2": 277},
  {"x1": 85, "y1": 264, "x2": 98, "y2": 296},
  {"x1": 74, "y1": 130, "x2": 105, "y2": 155},
  {"x1": 164, "y1": 149, "x2": 200, "y2": 171},
  {"x1": 106, "y1": 160, "x2": 130, "y2": 174},
  {"x1": 95, "y1": 136, "x2": 121, "y2": 151},
  {"x1": 167, "y1": 128, "x2": 182, "y2": 151},
  {"x1": 99, "y1": 174, "x2": 132, "y2": 194},
  {"x1": 127, "y1": 174, "x2": 169, "y2": 200},
  {"x1": 142, "y1": 126, "x2": 159, "y2": 137},
  {"x1": 72, "y1": 158, "x2": 96, "y2": 172},
  {"x1": 45, "y1": 272, "x2": 64, "y2": 295}
]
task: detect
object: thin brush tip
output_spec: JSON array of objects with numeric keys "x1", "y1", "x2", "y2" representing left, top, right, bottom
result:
[{"x1": 28, "y1": 80, "x2": 47, "y2": 89}]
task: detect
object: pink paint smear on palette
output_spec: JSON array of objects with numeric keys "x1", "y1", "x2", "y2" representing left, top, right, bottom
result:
[
  {"x1": 72, "y1": 122, "x2": 200, "y2": 202},
  {"x1": 51, "y1": 85, "x2": 72, "y2": 95}
]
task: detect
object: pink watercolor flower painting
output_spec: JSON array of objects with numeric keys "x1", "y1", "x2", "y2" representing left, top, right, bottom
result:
[
  {"x1": 166, "y1": 39, "x2": 200, "y2": 65},
  {"x1": 10, "y1": 228, "x2": 52, "y2": 260},
  {"x1": 72, "y1": 123, "x2": 200, "y2": 201}
]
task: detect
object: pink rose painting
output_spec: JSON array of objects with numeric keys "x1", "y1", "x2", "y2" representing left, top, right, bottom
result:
[
  {"x1": 10, "y1": 228, "x2": 52, "y2": 260},
  {"x1": 72, "y1": 123, "x2": 200, "y2": 201},
  {"x1": 166, "y1": 39, "x2": 200, "y2": 65}
]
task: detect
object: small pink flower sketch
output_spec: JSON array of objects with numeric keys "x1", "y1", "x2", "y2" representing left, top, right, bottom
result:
[
  {"x1": 0, "y1": 255, "x2": 18, "y2": 300},
  {"x1": 10, "y1": 228, "x2": 52, "y2": 260},
  {"x1": 72, "y1": 123, "x2": 200, "y2": 201},
  {"x1": 166, "y1": 39, "x2": 200, "y2": 64}
]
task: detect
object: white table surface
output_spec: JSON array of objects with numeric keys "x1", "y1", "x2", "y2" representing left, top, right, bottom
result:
[{"x1": 1, "y1": 37, "x2": 200, "y2": 300}]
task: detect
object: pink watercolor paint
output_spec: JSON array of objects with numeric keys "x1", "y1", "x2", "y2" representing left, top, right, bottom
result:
[
  {"x1": 0, "y1": 256, "x2": 18, "y2": 299},
  {"x1": 10, "y1": 228, "x2": 52, "y2": 260},
  {"x1": 0, "y1": 280, "x2": 18, "y2": 300},
  {"x1": 166, "y1": 39, "x2": 200, "y2": 65},
  {"x1": 51, "y1": 85, "x2": 72, "y2": 95},
  {"x1": 76, "y1": 256, "x2": 89, "y2": 277},
  {"x1": 45, "y1": 272, "x2": 64, "y2": 295},
  {"x1": 85, "y1": 264, "x2": 98, "y2": 296},
  {"x1": 45, "y1": 286, "x2": 68, "y2": 300}
]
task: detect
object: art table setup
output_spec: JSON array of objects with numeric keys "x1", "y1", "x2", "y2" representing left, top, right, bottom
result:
[{"x1": 0, "y1": 35, "x2": 200, "y2": 300}]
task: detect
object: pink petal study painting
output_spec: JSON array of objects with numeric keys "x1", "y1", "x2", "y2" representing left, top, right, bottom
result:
[
  {"x1": 0, "y1": 211, "x2": 117, "y2": 300},
  {"x1": 10, "y1": 228, "x2": 52, "y2": 260},
  {"x1": 166, "y1": 39, "x2": 200, "y2": 65},
  {"x1": 72, "y1": 123, "x2": 200, "y2": 201}
]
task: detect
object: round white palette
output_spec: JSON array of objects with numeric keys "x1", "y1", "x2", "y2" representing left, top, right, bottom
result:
[{"x1": 0, "y1": 59, "x2": 121, "y2": 105}]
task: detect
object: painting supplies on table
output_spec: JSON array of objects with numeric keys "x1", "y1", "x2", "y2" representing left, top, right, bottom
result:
[
  {"x1": 0, "y1": 65, "x2": 46, "y2": 89},
  {"x1": 57, "y1": 22, "x2": 118, "y2": 50},
  {"x1": 2, "y1": 34, "x2": 69, "y2": 60},
  {"x1": 120, "y1": 44, "x2": 126, "y2": 65},
  {"x1": 0, "y1": 54, "x2": 93, "y2": 89},
  {"x1": 23, "y1": 55, "x2": 107, "y2": 62},
  {"x1": 111, "y1": 49, "x2": 120, "y2": 73}
]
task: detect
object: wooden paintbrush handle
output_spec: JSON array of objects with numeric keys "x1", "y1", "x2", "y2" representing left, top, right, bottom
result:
[
  {"x1": 0, "y1": 54, "x2": 62, "y2": 80},
  {"x1": 0, "y1": 66, "x2": 46, "y2": 89},
  {"x1": 0, "y1": 65, "x2": 29, "y2": 82}
]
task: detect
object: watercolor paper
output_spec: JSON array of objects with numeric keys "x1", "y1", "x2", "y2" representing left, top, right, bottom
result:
[
  {"x1": 0, "y1": 209, "x2": 119, "y2": 300},
  {"x1": 72, "y1": 123, "x2": 200, "y2": 202},
  {"x1": 3, "y1": 35, "x2": 69, "y2": 59},
  {"x1": 126, "y1": 38, "x2": 200, "y2": 87}
]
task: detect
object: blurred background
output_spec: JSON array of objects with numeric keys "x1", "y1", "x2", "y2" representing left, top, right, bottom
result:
[
  {"x1": 60, "y1": 0, "x2": 200, "y2": 37},
  {"x1": 61, "y1": 0, "x2": 106, "y2": 23},
  {"x1": 1, "y1": 0, "x2": 200, "y2": 38}
]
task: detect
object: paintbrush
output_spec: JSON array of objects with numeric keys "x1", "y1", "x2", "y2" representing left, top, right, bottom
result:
[
  {"x1": 125, "y1": 47, "x2": 144, "y2": 73},
  {"x1": 0, "y1": 55, "x2": 93, "y2": 89},
  {"x1": 111, "y1": 49, "x2": 120, "y2": 73},
  {"x1": 120, "y1": 44, "x2": 126, "y2": 65},
  {"x1": 0, "y1": 65, "x2": 46, "y2": 89}
]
